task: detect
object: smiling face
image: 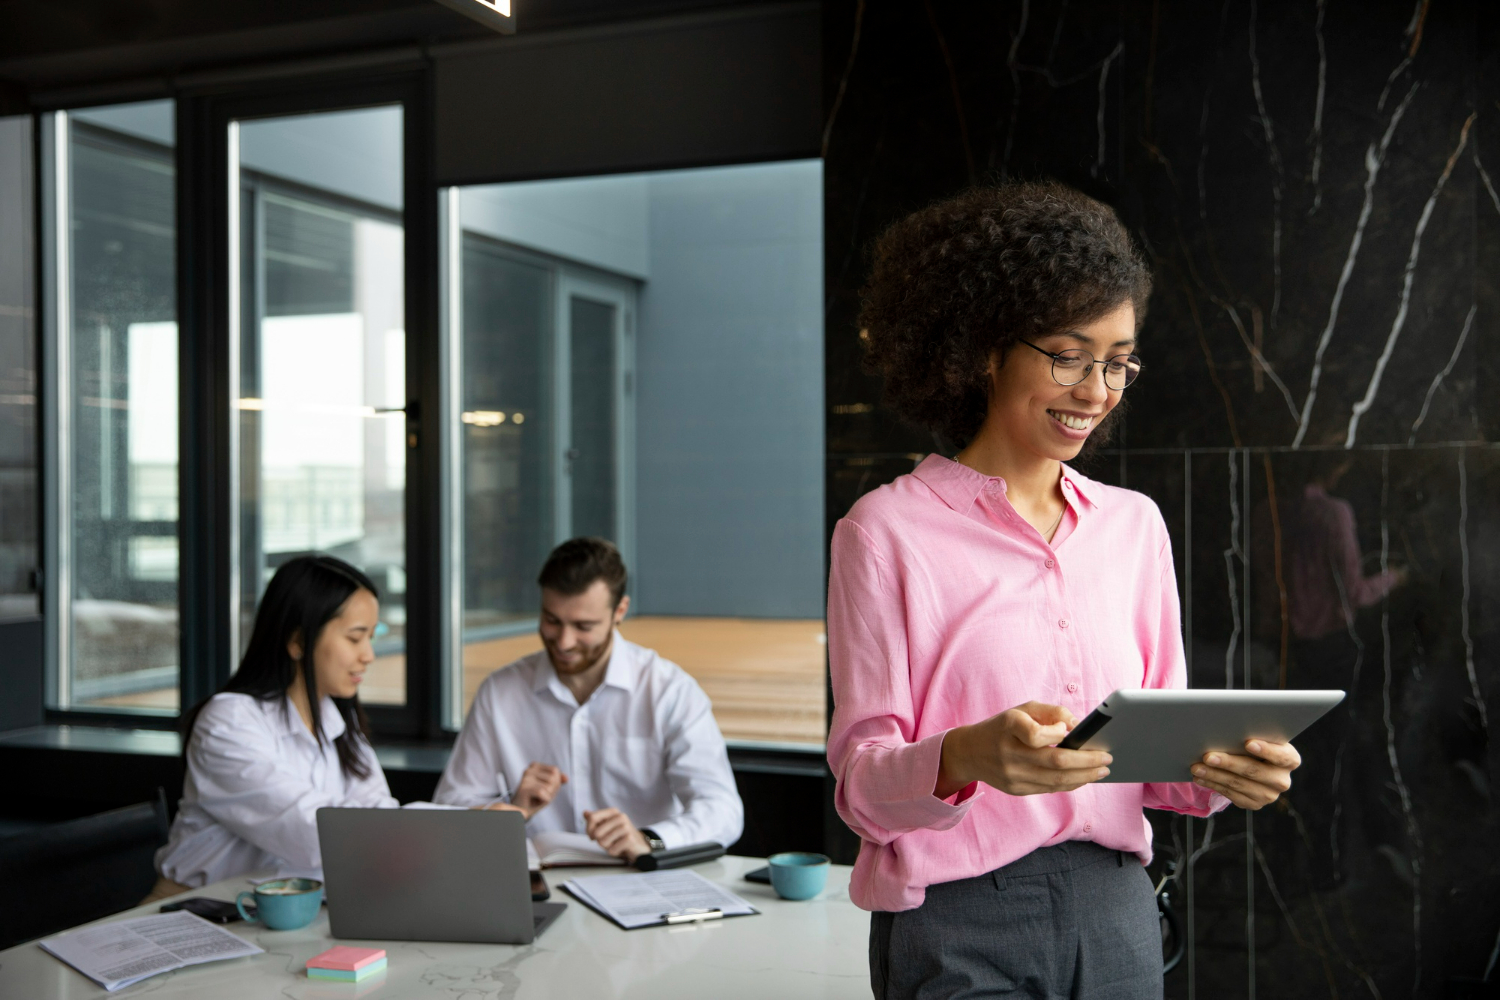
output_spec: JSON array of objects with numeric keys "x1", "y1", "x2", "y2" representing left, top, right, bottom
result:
[
  {"x1": 985, "y1": 300, "x2": 1137, "y2": 462},
  {"x1": 539, "y1": 580, "x2": 629, "y2": 678},
  {"x1": 301, "y1": 588, "x2": 379, "y2": 700}
]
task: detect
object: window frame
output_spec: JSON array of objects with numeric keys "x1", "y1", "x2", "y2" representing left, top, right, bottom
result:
[
  {"x1": 39, "y1": 105, "x2": 184, "y2": 725},
  {"x1": 39, "y1": 69, "x2": 446, "y2": 738}
]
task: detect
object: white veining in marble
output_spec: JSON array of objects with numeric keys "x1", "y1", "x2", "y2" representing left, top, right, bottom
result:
[
  {"x1": 1345, "y1": 114, "x2": 1475, "y2": 448},
  {"x1": 0, "y1": 857, "x2": 870, "y2": 1000},
  {"x1": 1378, "y1": 452, "x2": 1422, "y2": 993},
  {"x1": 1407, "y1": 303, "x2": 1475, "y2": 445},
  {"x1": 1292, "y1": 81, "x2": 1418, "y2": 449}
]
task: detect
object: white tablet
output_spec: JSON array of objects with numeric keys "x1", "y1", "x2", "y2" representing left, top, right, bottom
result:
[{"x1": 1057, "y1": 688, "x2": 1345, "y2": 783}]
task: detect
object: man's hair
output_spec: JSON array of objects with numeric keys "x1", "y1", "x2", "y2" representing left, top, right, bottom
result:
[
  {"x1": 859, "y1": 180, "x2": 1152, "y2": 448},
  {"x1": 538, "y1": 537, "x2": 628, "y2": 608}
]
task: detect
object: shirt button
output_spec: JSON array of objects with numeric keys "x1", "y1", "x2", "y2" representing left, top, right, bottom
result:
[
  {"x1": 1084, "y1": 821, "x2": 1093, "y2": 832},
  {"x1": 1058, "y1": 619, "x2": 1069, "y2": 629},
  {"x1": 1067, "y1": 682, "x2": 1079, "y2": 694},
  {"x1": 1045, "y1": 559, "x2": 1055, "y2": 568}
]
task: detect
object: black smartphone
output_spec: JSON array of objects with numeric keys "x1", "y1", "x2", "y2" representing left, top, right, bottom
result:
[
  {"x1": 743, "y1": 866, "x2": 771, "y2": 884},
  {"x1": 160, "y1": 897, "x2": 245, "y2": 923},
  {"x1": 530, "y1": 870, "x2": 551, "y2": 901}
]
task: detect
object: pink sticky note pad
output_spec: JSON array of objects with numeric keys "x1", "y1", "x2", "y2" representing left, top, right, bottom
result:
[{"x1": 308, "y1": 946, "x2": 387, "y2": 971}]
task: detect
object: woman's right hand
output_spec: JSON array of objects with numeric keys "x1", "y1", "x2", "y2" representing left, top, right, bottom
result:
[{"x1": 935, "y1": 701, "x2": 1113, "y2": 798}]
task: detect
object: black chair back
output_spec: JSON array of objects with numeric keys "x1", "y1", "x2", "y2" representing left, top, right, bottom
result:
[{"x1": 0, "y1": 790, "x2": 170, "y2": 949}]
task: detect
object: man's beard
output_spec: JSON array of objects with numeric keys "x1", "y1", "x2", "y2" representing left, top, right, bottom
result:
[{"x1": 547, "y1": 635, "x2": 611, "y2": 676}]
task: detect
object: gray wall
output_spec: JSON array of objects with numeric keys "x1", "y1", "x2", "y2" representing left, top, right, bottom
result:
[
  {"x1": 634, "y1": 160, "x2": 823, "y2": 619},
  {"x1": 461, "y1": 159, "x2": 824, "y2": 619},
  {"x1": 461, "y1": 176, "x2": 649, "y2": 279}
]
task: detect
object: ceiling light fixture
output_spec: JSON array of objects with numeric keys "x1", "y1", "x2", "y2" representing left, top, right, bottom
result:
[{"x1": 433, "y1": 0, "x2": 515, "y2": 34}]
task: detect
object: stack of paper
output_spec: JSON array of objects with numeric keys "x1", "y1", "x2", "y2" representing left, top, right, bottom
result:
[
  {"x1": 40, "y1": 911, "x2": 263, "y2": 992},
  {"x1": 307, "y1": 946, "x2": 386, "y2": 981},
  {"x1": 561, "y1": 870, "x2": 757, "y2": 929}
]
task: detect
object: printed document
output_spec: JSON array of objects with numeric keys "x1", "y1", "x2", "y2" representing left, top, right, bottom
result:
[
  {"x1": 561, "y1": 869, "x2": 757, "y2": 929},
  {"x1": 40, "y1": 910, "x2": 263, "y2": 991}
]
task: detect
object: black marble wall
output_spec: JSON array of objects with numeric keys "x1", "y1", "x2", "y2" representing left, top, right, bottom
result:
[{"x1": 823, "y1": 1, "x2": 1500, "y2": 996}]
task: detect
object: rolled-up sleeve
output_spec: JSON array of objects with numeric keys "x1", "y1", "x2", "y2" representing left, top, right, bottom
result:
[
  {"x1": 826, "y1": 518, "x2": 979, "y2": 846},
  {"x1": 1141, "y1": 537, "x2": 1230, "y2": 818}
]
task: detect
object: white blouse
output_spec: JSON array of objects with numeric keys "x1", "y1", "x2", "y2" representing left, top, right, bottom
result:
[{"x1": 156, "y1": 692, "x2": 397, "y2": 887}]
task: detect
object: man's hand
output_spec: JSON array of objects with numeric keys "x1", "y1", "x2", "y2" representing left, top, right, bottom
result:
[
  {"x1": 583, "y1": 807, "x2": 651, "y2": 862},
  {"x1": 1191, "y1": 739, "x2": 1300, "y2": 810},
  {"x1": 936, "y1": 701, "x2": 1113, "y2": 799},
  {"x1": 512, "y1": 762, "x2": 568, "y2": 819}
]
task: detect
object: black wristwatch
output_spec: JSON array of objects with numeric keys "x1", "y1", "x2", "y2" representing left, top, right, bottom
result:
[{"x1": 640, "y1": 828, "x2": 666, "y2": 854}]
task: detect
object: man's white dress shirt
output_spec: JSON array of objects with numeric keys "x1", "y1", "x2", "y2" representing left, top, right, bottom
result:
[
  {"x1": 434, "y1": 634, "x2": 744, "y2": 850},
  {"x1": 156, "y1": 692, "x2": 397, "y2": 886}
]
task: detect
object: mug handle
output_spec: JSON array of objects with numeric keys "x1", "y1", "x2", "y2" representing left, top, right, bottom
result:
[{"x1": 235, "y1": 891, "x2": 259, "y2": 923}]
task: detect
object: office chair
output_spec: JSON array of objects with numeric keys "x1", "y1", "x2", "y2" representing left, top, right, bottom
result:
[{"x1": 0, "y1": 789, "x2": 170, "y2": 949}]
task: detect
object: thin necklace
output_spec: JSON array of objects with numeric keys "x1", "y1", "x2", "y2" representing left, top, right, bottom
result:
[{"x1": 1043, "y1": 505, "x2": 1065, "y2": 539}]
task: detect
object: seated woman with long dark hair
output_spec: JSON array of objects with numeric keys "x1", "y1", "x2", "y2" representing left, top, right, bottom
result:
[{"x1": 148, "y1": 555, "x2": 398, "y2": 897}]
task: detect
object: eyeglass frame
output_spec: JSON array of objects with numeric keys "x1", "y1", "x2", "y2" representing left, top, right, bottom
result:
[{"x1": 1018, "y1": 340, "x2": 1144, "y2": 391}]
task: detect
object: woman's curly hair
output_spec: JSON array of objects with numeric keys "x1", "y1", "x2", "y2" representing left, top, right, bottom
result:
[{"x1": 859, "y1": 181, "x2": 1152, "y2": 448}]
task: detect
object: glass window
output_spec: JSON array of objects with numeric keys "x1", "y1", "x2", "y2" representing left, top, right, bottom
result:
[
  {"x1": 233, "y1": 106, "x2": 407, "y2": 705},
  {"x1": 0, "y1": 115, "x2": 38, "y2": 623},
  {"x1": 45, "y1": 101, "x2": 180, "y2": 712},
  {"x1": 447, "y1": 160, "x2": 825, "y2": 747}
]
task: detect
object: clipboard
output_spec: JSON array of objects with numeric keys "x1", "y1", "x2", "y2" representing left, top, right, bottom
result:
[{"x1": 559, "y1": 870, "x2": 760, "y2": 930}]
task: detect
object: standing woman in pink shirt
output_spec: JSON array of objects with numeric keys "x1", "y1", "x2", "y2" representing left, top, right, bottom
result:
[{"x1": 827, "y1": 182, "x2": 1302, "y2": 1000}]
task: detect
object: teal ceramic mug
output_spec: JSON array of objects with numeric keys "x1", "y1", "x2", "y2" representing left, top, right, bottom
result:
[
  {"x1": 767, "y1": 852, "x2": 831, "y2": 901},
  {"x1": 235, "y1": 877, "x2": 324, "y2": 930}
]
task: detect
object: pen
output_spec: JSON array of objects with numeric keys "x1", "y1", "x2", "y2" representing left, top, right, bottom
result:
[{"x1": 661, "y1": 908, "x2": 723, "y2": 924}]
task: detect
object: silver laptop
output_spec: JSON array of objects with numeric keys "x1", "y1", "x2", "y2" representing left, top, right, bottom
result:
[{"x1": 317, "y1": 807, "x2": 566, "y2": 944}]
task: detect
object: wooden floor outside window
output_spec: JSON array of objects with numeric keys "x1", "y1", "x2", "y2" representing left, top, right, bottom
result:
[{"x1": 94, "y1": 617, "x2": 828, "y2": 747}]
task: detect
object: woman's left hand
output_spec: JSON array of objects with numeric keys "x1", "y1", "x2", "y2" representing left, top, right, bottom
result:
[{"x1": 1190, "y1": 739, "x2": 1301, "y2": 810}]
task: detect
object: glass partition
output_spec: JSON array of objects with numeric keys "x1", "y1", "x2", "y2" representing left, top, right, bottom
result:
[
  {"x1": 233, "y1": 105, "x2": 407, "y2": 704},
  {"x1": 45, "y1": 101, "x2": 180, "y2": 712},
  {"x1": 446, "y1": 160, "x2": 825, "y2": 746}
]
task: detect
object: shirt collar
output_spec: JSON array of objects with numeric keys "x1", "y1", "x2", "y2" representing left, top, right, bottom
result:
[
  {"x1": 532, "y1": 632, "x2": 640, "y2": 700},
  {"x1": 912, "y1": 454, "x2": 1105, "y2": 514},
  {"x1": 272, "y1": 693, "x2": 347, "y2": 741}
]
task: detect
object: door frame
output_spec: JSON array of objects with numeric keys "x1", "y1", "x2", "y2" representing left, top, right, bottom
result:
[
  {"x1": 554, "y1": 271, "x2": 636, "y2": 566},
  {"x1": 178, "y1": 68, "x2": 440, "y2": 738}
]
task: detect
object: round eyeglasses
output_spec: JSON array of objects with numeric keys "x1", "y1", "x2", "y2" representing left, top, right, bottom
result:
[{"x1": 1020, "y1": 340, "x2": 1143, "y2": 390}]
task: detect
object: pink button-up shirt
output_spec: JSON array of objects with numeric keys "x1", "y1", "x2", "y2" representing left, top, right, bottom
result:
[{"x1": 827, "y1": 455, "x2": 1228, "y2": 912}]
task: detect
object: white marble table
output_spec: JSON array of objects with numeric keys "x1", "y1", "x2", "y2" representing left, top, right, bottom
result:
[{"x1": 0, "y1": 856, "x2": 871, "y2": 999}]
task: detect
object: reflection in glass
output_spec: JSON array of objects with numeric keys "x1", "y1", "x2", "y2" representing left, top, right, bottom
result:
[
  {"x1": 0, "y1": 115, "x2": 37, "y2": 622},
  {"x1": 58, "y1": 102, "x2": 180, "y2": 711},
  {"x1": 235, "y1": 106, "x2": 406, "y2": 704},
  {"x1": 460, "y1": 240, "x2": 553, "y2": 630},
  {"x1": 569, "y1": 296, "x2": 617, "y2": 540}
]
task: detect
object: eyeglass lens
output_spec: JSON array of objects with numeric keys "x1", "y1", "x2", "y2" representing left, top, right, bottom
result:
[{"x1": 1051, "y1": 350, "x2": 1142, "y2": 390}]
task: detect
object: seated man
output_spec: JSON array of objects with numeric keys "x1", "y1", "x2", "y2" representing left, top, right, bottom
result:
[{"x1": 435, "y1": 537, "x2": 743, "y2": 860}]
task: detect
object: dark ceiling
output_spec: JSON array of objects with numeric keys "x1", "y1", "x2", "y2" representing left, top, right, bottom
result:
[{"x1": 0, "y1": 0, "x2": 752, "y2": 97}]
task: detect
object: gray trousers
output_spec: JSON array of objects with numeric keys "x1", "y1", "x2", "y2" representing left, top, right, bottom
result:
[{"x1": 869, "y1": 841, "x2": 1164, "y2": 1000}]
